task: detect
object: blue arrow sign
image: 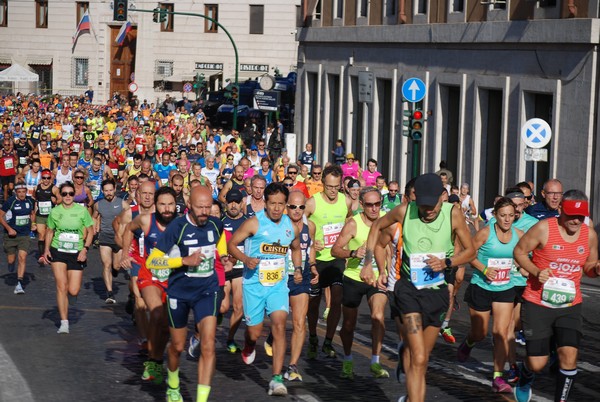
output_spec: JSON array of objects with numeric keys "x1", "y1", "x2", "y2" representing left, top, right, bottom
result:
[{"x1": 402, "y1": 77, "x2": 426, "y2": 103}]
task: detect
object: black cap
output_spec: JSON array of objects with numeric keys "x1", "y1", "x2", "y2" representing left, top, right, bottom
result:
[
  {"x1": 226, "y1": 189, "x2": 244, "y2": 203},
  {"x1": 347, "y1": 179, "x2": 361, "y2": 189},
  {"x1": 414, "y1": 173, "x2": 445, "y2": 206}
]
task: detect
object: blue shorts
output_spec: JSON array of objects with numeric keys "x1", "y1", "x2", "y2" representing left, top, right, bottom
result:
[
  {"x1": 287, "y1": 275, "x2": 310, "y2": 297},
  {"x1": 130, "y1": 261, "x2": 141, "y2": 277},
  {"x1": 166, "y1": 291, "x2": 221, "y2": 328},
  {"x1": 243, "y1": 281, "x2": 289, "y2": 326}
]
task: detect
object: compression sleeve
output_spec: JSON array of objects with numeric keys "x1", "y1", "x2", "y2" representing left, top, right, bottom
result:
[{"x1": 146, "y1": 247, "x2": 183, "y2": 270}]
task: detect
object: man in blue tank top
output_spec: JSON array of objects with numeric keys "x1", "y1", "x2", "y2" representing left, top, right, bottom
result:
[{"x1": 228, "y1": 183, "x2": 303, "y2": 397}]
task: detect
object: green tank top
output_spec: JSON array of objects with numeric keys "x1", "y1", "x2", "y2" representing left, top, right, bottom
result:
[
  {"x1": 344, "y1": 212, "x2": 381, "y2": 281},
  {"x1": 310, "y1": 192, "x2": 348, "y2": 261},
  {"x1": 402, "y1": 202, "x2": 454, "y2": 289},
  {"x1": 471, "y1": 225, "x2": 518, "y2": 292}
]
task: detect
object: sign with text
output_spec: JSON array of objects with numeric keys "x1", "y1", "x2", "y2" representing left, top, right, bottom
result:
[
  {"x1": 358, "y1": 71, "x2": 374, "y2": 103},
  {"x1": 195, "y1": 63, "x2": 223, "y2": 70},
  {"x1": 253, "y1": 90, "x2": 280, "y2": 111},
  {"x1": 241, "y1": 64, "x2": 269, "y2": 72}
]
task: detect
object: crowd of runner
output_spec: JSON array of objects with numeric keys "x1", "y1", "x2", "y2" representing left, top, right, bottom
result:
[{"x1": 0, "y1": 93, "x2": 598, "y2": 402}]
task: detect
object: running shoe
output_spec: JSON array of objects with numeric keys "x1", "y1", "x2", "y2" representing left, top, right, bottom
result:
[
  {"x1": 440, "y1": 327, "x2": 456, "y2": 344},
  {"x1": 307, "y1": 336, "x2": 318, "y2": 360},
  {"x1": 322, "y1": 307, "x2": 330, "y2": 320},
  {"x1": 14, "y1": 283, "x2": 25, "y2": 295},
  {"x1": 188, "y1": 335, "x2": 200, "y2": 359},
  {"x1": 506, "y1": 363, "x2": 520, "y2": 384},
  {"x1": 322, "y1": 341, "x2": 337, "y2": 358},
  {"x1": 340, "y1": 360, "x2": 354, "y2": 380},
  {"x1": 166, "y1": 386, "x2": 183, "y2": 402},
  {"x1": 284, "y1": 364, "x2": 303, "y2": 382},
  {"x1": 141, "y1": 361, "x2": 155, "y2": 381},
  {"x1": 514, "y1": 363, "x2": 534, "y2": 402},
  {"x1": 268, "y1": 375, "x2": 287, "y2": 396},
  {"x1": 226, "y1": 340, "x2": 241, "y2": 354},
  {"x1": 395, "y1": 342, "x2": 405, "y2": 383},
  {"x1": 492, "y1": 377, "x2": 512, "y2": 393},
  {"x1": 264, "y1": 340, "x2": 273, "y2": 357},
  {"x1": 242, "y1": 344, "x2": 256, "y2": 365},
  {"x1": 370, "y1": 362, "x2": 390, "y2": 378},
  {"x1": 141, "y1": 361, "x2": 164, "y2": 384},
  {"x1": 457, "y1": 339, "x2": 474, "y2": 362},
  {"x1": 57, "y1": 322, "x2": 69, "y2": 334},
  {"x1": 105, "y1": 292, "x2": 116, "y2": 304},
  {"x1": 515, "y1": 330, "x2": 526, "y2": 346}
]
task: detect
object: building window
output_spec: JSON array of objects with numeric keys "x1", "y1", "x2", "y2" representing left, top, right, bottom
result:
[
  {"x1": 205, "y1": 4, "x2": 218, "y2": 33},
  {"x1": 359, "y1": 0, "x2": 369, "y2": 17},
  {"x1": 384, "y1": 0, "x2": 396, "y2": 16},
  {"x1": 160, "y1": 3, "x2": 174, "y2": 32},
  {"x1": 492, "y1": 0, "x2": 506, "y2": 10},
  {"x1": 416, "y1": 0, "x2": 427, "y2": 14},
  {"x1": 314, "y1": 0, "x2": 321, "y2": 20},
  {"x1": 73, "y1": 58, "x2": 88, "y2": 87},
  {"x1": 36, "y1": 0, "x2": 48, "y2": 28},
  {"x1": 452, "y1": 0, "x2": 464, "y2": 12},
  {"x1": 249, "y1": 5, "x2": 264, "y2": 34},
  {"x1": 76, "y1": 2, "x2": 89, "y2": 25},
  {"x1": 0, "y1": 0, "x2": 7, "y2": 27},
  {"x1": 155, "y1": 60, "x2": 173, "y2": 78},
  {"x1": 334, "y1": 0, "x2": 344, "y2": 19}
]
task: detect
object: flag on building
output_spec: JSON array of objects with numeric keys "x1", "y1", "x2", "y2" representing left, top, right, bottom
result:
[
  {"x1": 72, "y1": 10, "x2": 91, "y2": 44},
  {"x1": 115, "y1": 21, "x2": 132, "y2": 46}
]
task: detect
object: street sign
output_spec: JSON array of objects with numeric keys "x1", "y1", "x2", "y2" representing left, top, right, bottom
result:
[
  {"x1": 128, "y1": 82, "x2": 138, "y2": 93},
  {"x1": 183, "y1": 82, "x2": 192, "y2": 93},
  {"x1": 358, "y1": 71, "x2": 374, "y2": 103},
  {"x1": 524, "y1": 147, "x2": 548, "y2": 162},
  {"x1": 402, "y1": 77, "x2": 426, "y2": 103},
  {"x1": 521, "y1": 118, "x2": 552, "y2": 149},
  {"x1": 253, "y1": 90, "x2": 280, "y2": 111}
]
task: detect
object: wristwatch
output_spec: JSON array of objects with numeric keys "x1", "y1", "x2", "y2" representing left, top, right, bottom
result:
[{"x1": 444, "y1": 258, "x2": 453, "y2": 268}]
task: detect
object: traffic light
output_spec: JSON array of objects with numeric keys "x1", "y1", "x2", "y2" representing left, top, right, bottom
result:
[
  {"x1": 114, "y1": 0, "x2": 127, "y2": 21},
  {"x1": 160, "y1": 8, "x2": 168, "y2": 22},
  {"x1": 410, "y1": 109, "x2": 424, "y2": 141},
  {"x1": 402, "y1": 109, "x2": 412, "y2": 137},
  {"x1": 152, "y1": 7, "x2": 160, "y2": 23},
  {"x1": 231, "y1": 84, "x2": 239, "y2": 104}
]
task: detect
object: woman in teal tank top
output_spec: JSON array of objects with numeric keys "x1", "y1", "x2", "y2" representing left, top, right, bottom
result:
[{"x1": 457, "y1": 198, "x2": 524, "y2": 393}]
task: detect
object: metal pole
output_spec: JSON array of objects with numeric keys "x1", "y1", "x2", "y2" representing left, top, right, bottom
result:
[
  {"x1": 412, "y1": 140, "x2": 419, "y2": 178},
  {"x1": 533, "y1": 161, "x2": 538, "y2": 196},
  {"x1": 129, "y1": 8, "x2": 240, "y2": 128}
]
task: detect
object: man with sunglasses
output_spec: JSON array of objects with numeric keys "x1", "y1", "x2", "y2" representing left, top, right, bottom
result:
[
  {"x1": 0, "y1": 183, "x2": 35, "y2": 294},
  {"x1": 382, "y1": 180, "x2": 402, "y2": 213},
  {"x1": 305, "y1": 164, "x2": 323, "y2": 197},
  {"x1": 285, "y1": 164, "x2": 309, "y2": 198},
  {"x1": 34, "y1": 169, "x2": 61, "y2": 264},
  {"x1": 331, "y1": 187, "x2": 389, "y2": 379},
  {"x1": 525, "y1": 179, "x2": 562, "y2": 220}
]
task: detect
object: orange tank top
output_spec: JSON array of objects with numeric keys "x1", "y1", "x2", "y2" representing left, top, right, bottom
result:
[{"x1": 522, "y1": 218, "x2": 589, "y2": 307}]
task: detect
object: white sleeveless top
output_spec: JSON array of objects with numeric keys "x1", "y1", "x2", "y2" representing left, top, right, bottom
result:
[{"x1": 56, "y1": 168, "x2": 72, "y2": 186}]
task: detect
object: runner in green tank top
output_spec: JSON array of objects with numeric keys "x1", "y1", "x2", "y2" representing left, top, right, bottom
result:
[
  {"x1": 331, "y1": 188, "x2": 389, "y2": 379},
  {"x1": 304, "y1": 165, "x2": 352, "y2": 359},
  {"x1": 364, "y1": 174, "x2": 476, "y2": 402}
]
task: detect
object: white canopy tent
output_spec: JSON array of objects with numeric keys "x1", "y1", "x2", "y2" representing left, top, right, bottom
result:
[{"x1": 0, "y1": 63, "x2": 40, "y2": 95}]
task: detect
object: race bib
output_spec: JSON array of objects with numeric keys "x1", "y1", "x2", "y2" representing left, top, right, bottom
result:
[
  {"x1": 33, "y1": 132, "x2": 40, "y2": 139},
  {"x1": 15, "y1": 215, "x2": 30, "y2": 226},
  {"x1": 259, "y1": 258, "x2": 285, "y2": 286},
  {"x1": 488, "y1": 258, "x2": 512, "y2": 286},
  {"x1": 186, "y1": 245, "x2": 215, "y2": 278},
  {"x1": 136, "y1": 144, "x2": 143, "y2": 152},
  {"x1": 3, "y1": 158, "x2": 13, "y2": 169},
  {"x1": 322, "y1": 223, "x2": 343, "y2": 248},
  {"x1": 57, "y1": 232, "x2": 80, "y2": 253},
  {"x1": 150, "y1": 261, "x2": 171, "y2": 282},
  {"x1": 359, "y1": 256, "x2": 379, "y2": 273},
  {"x1": 541, "y1": 277, "x2": 576, "y2": 308},
  {"x1": 409, "y1": 252, "x2": 446, "y2": 290},
  {"x1": 19, "y1": 157, "x2": 27, "y2": 165},
  {"x1": 111, "y1": 168, "x2": 118, "y2": 177},
  {"x1": 38, "y1": 201, "x2": 52, "y2": 215},
  {"x1": 160, "y1": 178, "x2": 169, "y2": 185},
  {"x1": 287, "y1": 250, "x2": 307, "y2": 275},
  {"x1": 234, "y1": 246, "x2": 245, "y2": 269}
]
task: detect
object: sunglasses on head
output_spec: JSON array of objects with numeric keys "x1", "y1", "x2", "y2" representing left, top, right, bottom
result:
[
  {"x1": 287, "y1": 204, "x2": 306, "y2": 210},
  {"x1": 61, "y1": 191, "x2": 75, "y2": 197}
]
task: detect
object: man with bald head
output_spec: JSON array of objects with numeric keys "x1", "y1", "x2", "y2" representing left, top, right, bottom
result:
[
  {"x1": 146, "y1": 186, "x2": 228, "y2": 402},
  {"x1": 525, "y1": 179, "x2": 562, "y2": 220}
]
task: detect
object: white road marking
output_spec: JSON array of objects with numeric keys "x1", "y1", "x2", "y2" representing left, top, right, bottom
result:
[{"x1": 0, "y1": 343, "x2": 34, "y2": 402}]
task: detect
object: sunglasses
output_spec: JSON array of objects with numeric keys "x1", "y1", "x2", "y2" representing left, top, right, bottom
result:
[
  {"x1": 525, "y1": 195, "x2": 533, "y2": 200},
  {"x1": 42, "y1": 176, "x2": 52, "y2": 179},
  {"x1": 288, "y1": 171, "x2": 298, "y2": 174},
  {"x1": 364, "y1": 201, "x2": 382, "y2": 208},
  {"x1": 312, "y1": 172, "x2": 322, "y2": 175},
  {"x1": 287, "y1": 204, "x2": 306, "y2": 210},
  {"x1": 61, "y1": 191, "x2": 75, "y2": 197},
  {"x1": 74, "y1": 176, "x2": 84, "y2": 179},
  {"x1": 283, "y1": 183, "x2": 294, "y2": 187}
]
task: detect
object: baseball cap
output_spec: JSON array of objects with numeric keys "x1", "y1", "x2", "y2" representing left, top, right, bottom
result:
[
  {"x1": 414, "y1": 173, "x2": 445, "y2": 206},
  {"x1": 347, "y1": 179, "x2": 361, "y2": 189},
  {"x1": 346, "y1": 153, "x2": 355, "y2": 159},
  {"x1": 448, "y1": 194, "x2": 460, "y2": 204},
  {"x1": 250, "y1": 145, "x2": 258, "y2": 150},
  {"x1": 226, "y1": 189, "x2": 244, "y2": 203},
  {"x1": 561, "y1": 199, "x2": 589, "y2": 216}
]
